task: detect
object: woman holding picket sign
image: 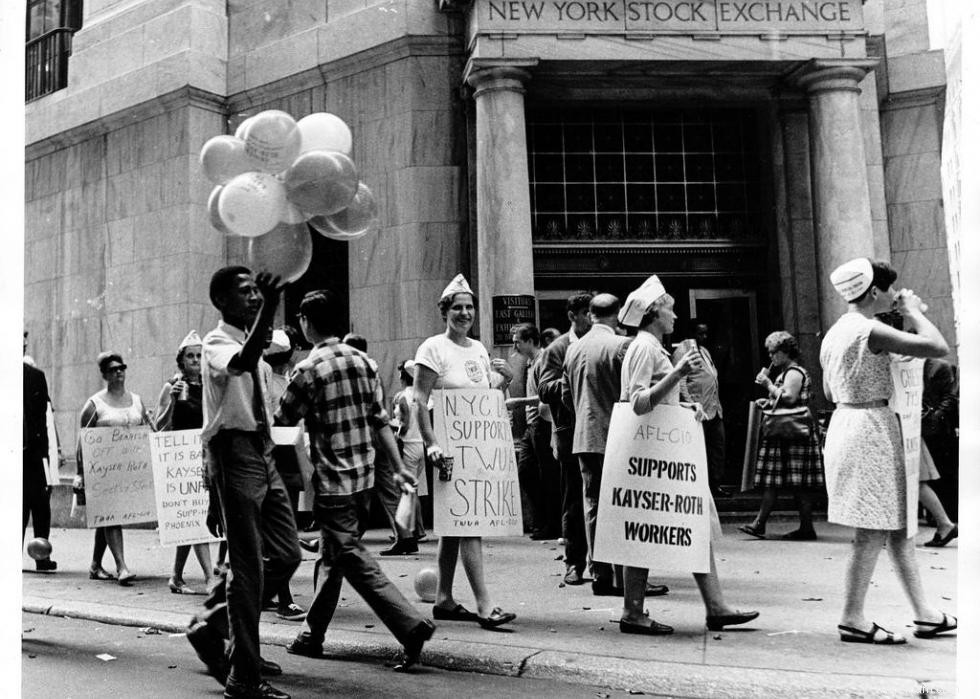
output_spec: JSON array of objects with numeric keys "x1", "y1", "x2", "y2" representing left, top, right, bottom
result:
[
  {"x1": 616, "y1": 275, "x2": 759, "y2": 635},
  {"x1": 154, "y1": 331, "x2": 217, "y2": 595},
  {"x1": 413, "y1": 274, "x2": 518, "y2": 630},
  {"x1": 75, "y1": 352, "x2": 152, "y2": 585}
]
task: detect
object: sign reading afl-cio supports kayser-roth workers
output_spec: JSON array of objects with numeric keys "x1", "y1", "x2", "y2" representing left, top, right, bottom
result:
[
  {"x1": 79, "y1": 426, "x2": 157, "y2": 527},
  {"x1": 478, "y1": 0, "x2": 862, "y2": 33},
  {"x1": 431, "y1": 388, "x2": 524, "y2": 537},
  {"x1": 594, "y1": 404, "x2": 711, "y2": 573}
]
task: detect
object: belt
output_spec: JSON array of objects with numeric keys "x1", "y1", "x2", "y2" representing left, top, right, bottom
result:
[{"x1": 838, "y1": 400, "x2": 888, "y2": 409}]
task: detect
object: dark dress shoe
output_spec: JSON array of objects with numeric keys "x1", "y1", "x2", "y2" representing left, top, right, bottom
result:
[
  {"x1": 298, "y1": 538, "x2": 320, "y2": 554},
  {"x1": 591, "y1": 580, "x2": 624, "y2": 596},
  {"x1": 35, "y1": 559, "x2": 57, "y2": 572},
  {"x1": 645, "y1": 583, "x2": 669, "y2": 597},
  {"x1": 477, "y1": 608, "x2": 516, "y2": 629},
  {"x1": 780, "y1": 529, "x2": 817, "y2": 541},
  {"x1": 923, "y1": 525, "x2": 958, "y2": 548},
  {"x1": 379, "y1": 538, "x2": 418, "y2": 556},
  {"x1": 529, "y1": 529, "x2": 559, "y2": 541},
  {"x1": 223, "y1": 677, "x2": 290, "y2": 699},
  {"x1": 432, "y1": 604, "x2": 480, "y2": 622},
  {"x1": 259, "y1": 658, "x2": 282, "y2": 676},
  {"x1": 397, "y1": 619, "x2": 436, "y2": 670},
  {"x1": 186, "y1": 620, "x2": 229, "y2": 685},
  {"x1": 286, "y1": 635, "x2": 323, "y2": 658},
  {"x1": 619, "y1": 617, "x2": 674, "y2": 636},
  {"x1": 705, "y1": 610, "x2": 760, "y2": 631},
  {"x1": 563, "y1": 567, "x2": 585, "y2": 585}
]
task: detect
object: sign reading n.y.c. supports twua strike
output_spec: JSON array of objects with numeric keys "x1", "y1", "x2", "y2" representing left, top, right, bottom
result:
[
  {"x1": 594, "y1": 403, "x2": 711, "y2": 573},
  {"x1": 431, "y1": 389, "x2": 523, "y2": 537}
]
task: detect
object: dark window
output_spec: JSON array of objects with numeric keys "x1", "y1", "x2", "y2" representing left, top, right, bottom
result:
[
  {"x1": 527, "y1": 108, "x2": 760, "y2": 241},
  {"x1": 26, "y1": 0, "x2": 83, "y2": 101}
]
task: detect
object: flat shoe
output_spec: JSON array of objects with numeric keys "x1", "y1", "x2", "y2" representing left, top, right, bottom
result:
[
  {"x1": 432, "y1": 604, "x2": 479, "y2": 622},
  {"x1": 118, "y1": 572, "x2": 136, "y2": 586},
  {"x1": 738, "y1": 524, "x2": 766, "y2": 539},
  {"x1": 645, "y1": 583, "x2": 669, "y2": 597},
  {"x1": 478, "y1": 607, "x2": 516, "y2": 629},
  {"x1": 838, "y1": 622, "x2": 906, "y2": 645},
  {"x1": 913, "y1": 612, "x2": 957, "y2": 638},
  {"x1": 923, "y1": 525, "x2": 958, "y2": 548},
  {"x1": 168, "y1": 578, "x2": 197, "y2": 595},
  {"x1": 706, "y1": 610, "x2": 760, "y2": 630},
  {"x1": 89, "y1": 567, "x2": 116, "y2": 581},
  {"x1": 619, "y1": 617, "x2": 674, "y2": 636}
]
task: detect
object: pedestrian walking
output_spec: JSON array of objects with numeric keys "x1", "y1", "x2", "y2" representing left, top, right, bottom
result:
[
  {"x1": 740, "y1": 331, "x2": 825, "y2": 541},
  {"x1": 413, "y1": 274, "x2": 518, "y2": 629},
  {"x1": 75, "y1": 352, "x2": 151, "y2": 585},
  {"x1": 821, "y1": 257, "x2": 956, "y2": 645},
  {"x1": 617, "y1": 275, "x2": 758, "y2": 635},
  {"x1": 23, "y1": 331, "x2": 58, "y2": 572},
  {"x1": 154, "y1": 330, "x2": 216, "y2": 594},
  {"x1": 186, "y1": 266, "x2": 300, "y2": 699},
  {"x1": 278, "y1": 290, "x2": 435, "y2": 668},
  {"x1": 536, "y1": 293, "x2": 593, "y2": 585}
]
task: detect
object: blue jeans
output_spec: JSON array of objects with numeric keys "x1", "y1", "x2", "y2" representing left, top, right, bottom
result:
[{"x1": 298, "y1": 489, "x2": 425, "y2": 646}]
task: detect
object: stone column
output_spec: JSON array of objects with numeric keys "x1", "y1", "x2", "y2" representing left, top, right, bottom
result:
[
  {"x1": 794, "y1": 59, "x2": 879, "y2": 332},
  {"x1": 466, "y1": 62, "x2": 536, "y2": 352}
]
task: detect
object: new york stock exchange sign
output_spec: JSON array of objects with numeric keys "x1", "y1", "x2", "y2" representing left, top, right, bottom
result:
[{"x1": 475, "y1": 0, "x2": 863, "y2": 33}]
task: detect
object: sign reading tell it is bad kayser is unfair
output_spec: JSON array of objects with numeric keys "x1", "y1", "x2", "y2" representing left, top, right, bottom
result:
[
  {"x1": 431, "y1": 389, "x2": 524, "y2": 537},
  {"x1": 594, "y1": 403, "x2": 711, "y2": 573},
  {"x1": 79, "y1": 426, "x2": 157, "y2": 527},
  {"x1": 149, "y1": 430, "x2": 221, "y2": 547}
]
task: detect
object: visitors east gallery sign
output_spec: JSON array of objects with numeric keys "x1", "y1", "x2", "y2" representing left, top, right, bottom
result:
[{"x1": 477, "y1": 0, "x2": 863, "y2": 33}]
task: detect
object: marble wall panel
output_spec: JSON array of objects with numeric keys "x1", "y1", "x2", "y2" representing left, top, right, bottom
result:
[
  {"x1": 228, "y1": 0, "x2": 327, "y2": 56},
  {"x1": 99, "y1": 66, "x2": 160, "y2": 118},
  {"x1": 883, "y1": 151, "x2": 943, "y2": 204},
  {"x1": 142, "y1": 5, "x2": 193, "y2": 65},
  {"x1": 887, "y1": 200, "x2": 945, "y2": 251},
  {"x1": 881, "y1": 104, "x2": 941, "y2": 158},
  {"x1": 317, "y1": 10, "x2": 407, "y2": 66},
  {"x1": 243, "y1": 29, "x2": 319, "y2": 91},
  {"x1": 388, "y1": 166, "x2": 461, "y2": 226},
  {"x1": 886, "y1": 50, "x2": 945, "y2": 95},
  {"x1": 412, "y1": 108, "x2": 464, "y2": 166},
  {"x1": 359, "y1": 115, "x2": 413, "y2": 173},
  {"x1": 891, "y1": 248, "x2": 952, "y2": 299},
  {"x1": 107, "y1": 217, "x2": 136, "y2": 266}
]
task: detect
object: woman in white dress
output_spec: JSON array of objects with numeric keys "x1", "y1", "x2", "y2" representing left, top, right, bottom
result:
[
  {"x1": 821, "y1": 258, "x2": 956, "y2": 644},
  {"x1": 413, "y1": 274, "x2": 518, "y2": 629}
]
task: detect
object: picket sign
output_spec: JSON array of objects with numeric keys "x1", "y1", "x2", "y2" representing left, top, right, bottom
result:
[
  {"x1": 593, "y1": 403, "x2": 711, "y2": 574},
  {"x1": 79, "y1": 426, "x2": 157, "y2": 527},
  {"x1": 149, "y1": 429, "x2": 221, "y2": 546},
  {"x1": 889, "y1": 356, "x2": 925, "y2": 539},
  {"x1": 431, "y1": 388, "x2": 523, "y2": 537}
]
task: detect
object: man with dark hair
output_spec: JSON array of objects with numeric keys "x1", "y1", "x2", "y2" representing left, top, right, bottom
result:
[
  {"x1": 279, "y1": 290, "x2": 435, "y2": 668},
  {"x1": 563, "y1": 294, "x2": 668, "y2": 598},
  {"x1": 509, "y1": 323, "x2": 560, "y2": 540},
  {"x1": 536, "y1": 292, "x2": 592, "y2": 584},
  {"x1": 23, "y1": 331, "x2": 57, "y2": 571},
  {"x1": 341, "y1": 332, "x2": 368, "y2": 353},
  {"x1": 187, "y1": 266, "x2": 300, "y2": 699}
]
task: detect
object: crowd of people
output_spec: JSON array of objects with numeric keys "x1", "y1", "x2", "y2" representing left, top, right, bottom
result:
[{"x1": 21, "y1": 257, "x2": 960, "y2": 697}]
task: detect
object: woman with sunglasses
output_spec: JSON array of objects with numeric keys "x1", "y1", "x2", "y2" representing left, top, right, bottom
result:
[
  {"x1": 154, "y1": 332, "x2": 217, "y2": 595},
  {"x1": 74, "y1": 352, "x2": 152, "y2": 585}
]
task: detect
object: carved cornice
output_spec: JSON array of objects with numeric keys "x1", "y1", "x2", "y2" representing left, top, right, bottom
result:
[{"x1": 789, "y1": 58, "x2": 880, "y2": 94}]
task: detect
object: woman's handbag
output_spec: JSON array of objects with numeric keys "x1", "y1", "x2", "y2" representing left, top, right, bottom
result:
[{"x1": 759, "y1": 390, "x2": 814, "y2": 442}]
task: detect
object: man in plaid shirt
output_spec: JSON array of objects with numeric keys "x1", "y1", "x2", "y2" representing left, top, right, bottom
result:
[{"x1": 276, "y1": 290, "x2": 435, "y2": 669}]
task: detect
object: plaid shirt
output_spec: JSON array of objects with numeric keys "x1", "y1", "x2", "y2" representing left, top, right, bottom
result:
[{"x1": 275, "y1": 339, "x2": 388, "y2": 496}]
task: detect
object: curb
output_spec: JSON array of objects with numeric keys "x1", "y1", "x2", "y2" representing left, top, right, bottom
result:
[{"x1": 23, "y1": 596, "x2": 954, "y2": 698}]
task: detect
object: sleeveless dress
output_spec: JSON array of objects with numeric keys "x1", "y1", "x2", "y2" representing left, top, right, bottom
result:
[
  {"x1": 89, "y1": 392, "x2": 146, "y2": 428},
  {"x1": 753, "y1": 365, "x2": 825, "y2": 490},
  {"x1": 820, "y1": 313, "x2": 904, "y2": 530}
]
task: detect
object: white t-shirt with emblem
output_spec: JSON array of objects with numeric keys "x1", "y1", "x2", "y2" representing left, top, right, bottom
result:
[{"x1": 414, "y1": 334, "x2": 492, "y2": 389}]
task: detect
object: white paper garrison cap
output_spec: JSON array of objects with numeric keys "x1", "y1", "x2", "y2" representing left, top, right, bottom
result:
[
  {"x1": 830, "y1": 258, "x2": 873, "y2": 302},
  {"x1": 618, "y1": 275, "x2": 667, "y2": 327},
  {"x1": 264, "y1": 329, "x2": 291, "y2": 355},
  {"x1": 440, "y1": 273, "x2": 474, "y2": 301},
  {"x1": 177, "y1": 330, "x2": 203, "y2": 350}
]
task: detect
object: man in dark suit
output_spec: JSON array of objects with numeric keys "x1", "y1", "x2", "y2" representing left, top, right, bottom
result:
[
  {"x1": 23, "y1": 332, "x2": 56, "y2": 571},
  {"x1": 537, "y1": 292, "x2": 592, "y2": 585}
]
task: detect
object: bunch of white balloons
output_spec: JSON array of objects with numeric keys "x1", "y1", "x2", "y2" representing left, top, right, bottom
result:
[{"x1": 200, "y1": 110, "x2": 380, "y2": 282}]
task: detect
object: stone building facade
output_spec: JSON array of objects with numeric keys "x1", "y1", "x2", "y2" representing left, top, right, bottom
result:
[{"x1": 25, "y1": 0, "x2": 957, "y2": 485}]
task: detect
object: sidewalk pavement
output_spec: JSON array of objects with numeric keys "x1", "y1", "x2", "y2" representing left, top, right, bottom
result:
[{"x1": 22, "y1": 521, "x2": 958, "y2": 698}]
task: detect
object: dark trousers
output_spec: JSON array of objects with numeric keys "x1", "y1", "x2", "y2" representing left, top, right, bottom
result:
[
  {"x1": 373, "y1": 438, "x2": 425, "y2": 540},
  {"x1": 297, "y1": 490, "x2": 425, "y2": 646},
  {"x1": 555, "y1": 428, "x2": 587, "y2": 571},
  {"x1": 577, "y1": 452, "x2": 621, "y2": 586},
  {"x1": 703, "y1": 415, "x2": 726, "y2": 486},
  {"x1": 202, "y1": 430, "x2": 301, "y2": 684},
  {"x1": 23, "y1": 451, "x2": 51, "y2": 541},
  {"x1": 517, "y1": 419, "x2": 561, "y2": 534}
]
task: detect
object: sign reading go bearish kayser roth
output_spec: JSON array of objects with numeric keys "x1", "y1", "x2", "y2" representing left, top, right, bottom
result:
[
  {"x1": 594, "y1": 403, "x2": 711, "y2": 573},
  {"x1": 431, "y1": 388, "x2": 524, "y2": 537}
]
